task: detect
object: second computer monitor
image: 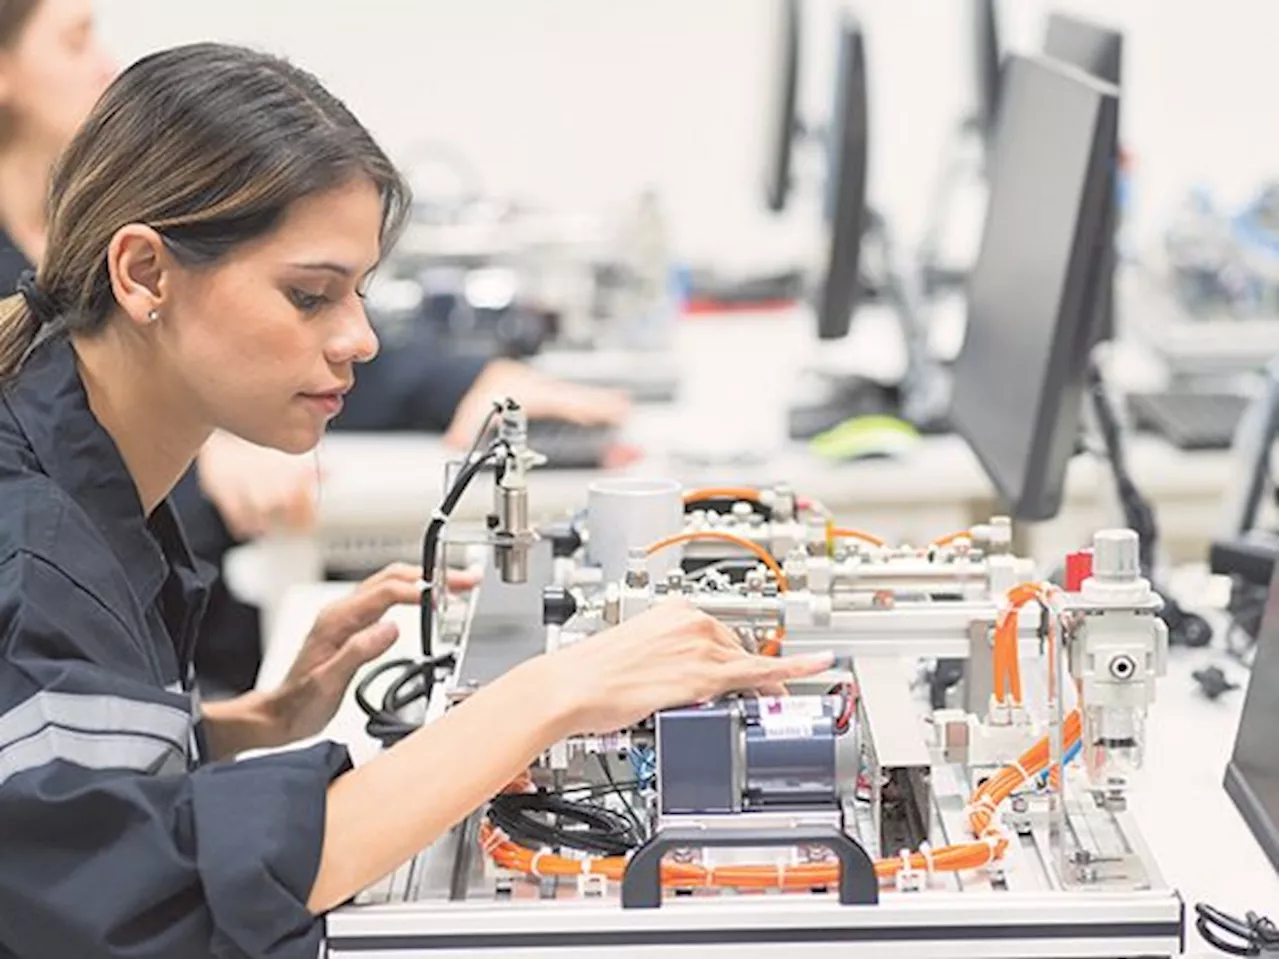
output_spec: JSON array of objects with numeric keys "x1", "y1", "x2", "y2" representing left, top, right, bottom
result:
[
  {"x1": 1044, "y1": 13, "x2": 1122, "y2": 88},
  {"x1": 763, "y1": 0, "x2": 802, "y2": 214},
  {"x1": 1043, "y1": 12, "x2": 1123, "y2": 344},
  {"x1": 949, "y1": 55, "x2": 1119, "y2": 521},
  {"x1": 814, "y1": 15, "x2": 870, "y2": 341},
  {"x1": 972, "y1": 0, "x2": 1002, "y2": 159}
]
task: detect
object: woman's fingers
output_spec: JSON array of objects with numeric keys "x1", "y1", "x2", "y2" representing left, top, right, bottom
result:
[{"x1": 716, "y1": 651, "x2": 834, "y2": 693}]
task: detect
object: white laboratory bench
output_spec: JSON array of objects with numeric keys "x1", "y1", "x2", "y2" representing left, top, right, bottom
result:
[{"x1": 255, "y1": 577, "x2": 1278, "y2": 958}]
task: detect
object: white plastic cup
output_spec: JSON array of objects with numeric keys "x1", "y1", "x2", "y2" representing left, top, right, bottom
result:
[{"x1": 586, "y1": 478, "x2": 684, "y2": 583}]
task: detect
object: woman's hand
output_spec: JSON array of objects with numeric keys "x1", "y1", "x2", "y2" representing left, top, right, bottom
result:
[
  {"x1": 443, "y1": 359, "x2": 631, "y2": 449},
  {"x1": 539, "y1": 600, "x2": 834, "y2": 736},
  {"x1": 196, "y1": 430, "x2": 320, "y2": 540},
  {"x1": 206, "y1": 563, "x2": 477, "y2": 756}
]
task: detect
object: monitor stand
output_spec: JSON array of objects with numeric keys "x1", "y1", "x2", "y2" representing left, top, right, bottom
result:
[
  {"x1": 916, "y1": 117, "x2": 989, "y2": 297},
  {"x1": 786, "y1": 303, "x2": 908, "y2": 440}
]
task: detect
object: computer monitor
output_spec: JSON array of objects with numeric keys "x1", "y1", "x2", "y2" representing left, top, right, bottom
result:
[
  {"x1": 972, "y1": 0, "x2": 1002, "y2": 156},
  {"x1": 949, "y1": 55, "x2": 1119, "y2": 521},
  {"x1": 1225, "y1": 567, "x2": 1280, "y2": 869},
  {"x1": 1043, "y1": 13, "x2": 1122, "y2": 87},
  {"x1": 763, "y1": 0, "x2": 801, "y2": 214},
  {"x1": 814, "y1": 16, "x2": 870, "y2": 341},
  {"x1": 1043, "y1": 12, "x2": 1123, "y2": 343}
]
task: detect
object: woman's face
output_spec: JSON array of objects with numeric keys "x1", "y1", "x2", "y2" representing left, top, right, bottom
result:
[
  {"x1": 157, "y1": 178, "x2": 385, "y2": 455},
  {"x1": 0, "y1": 0, "x2": 115, "y2": 153}
]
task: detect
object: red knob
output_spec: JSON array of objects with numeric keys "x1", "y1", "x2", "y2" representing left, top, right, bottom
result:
[{"x1": 1065, "y1": 549, "x2": 1094, "y2": 592}]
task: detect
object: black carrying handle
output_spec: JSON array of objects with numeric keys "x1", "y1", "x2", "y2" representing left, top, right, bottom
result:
[{"x1": 620, "y1": 824, "x2": 879, "y2": 908}]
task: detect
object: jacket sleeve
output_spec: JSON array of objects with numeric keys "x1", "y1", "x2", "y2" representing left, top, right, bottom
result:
[{"x1": 0, "y1": 552, "x2": 350, "y2": 959}]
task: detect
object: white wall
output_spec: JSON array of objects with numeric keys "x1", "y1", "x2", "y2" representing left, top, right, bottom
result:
[{"x1": 94, "y1": 0, "x2": 1277, "y2": 270}]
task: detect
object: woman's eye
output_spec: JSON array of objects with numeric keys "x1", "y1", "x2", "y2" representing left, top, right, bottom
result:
[{"x1": 288, "y1": 288, "x2": 330, "y2": 313}]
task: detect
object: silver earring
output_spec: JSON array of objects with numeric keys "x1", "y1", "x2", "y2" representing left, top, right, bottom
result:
[{"x1": 147, "y1": 309, "x2": 159, "y2": 323}]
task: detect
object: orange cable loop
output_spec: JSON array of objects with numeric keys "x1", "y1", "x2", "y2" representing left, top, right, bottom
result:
[
  {"x1": 827, "y1": 526, "x2": 887, "y2": 547},
  {"x1": 644, "y1": 531, "x2": 789, "y2": 592},
  {"x1": 682, "y1": 487, "x2": 762, "y2": 505}
]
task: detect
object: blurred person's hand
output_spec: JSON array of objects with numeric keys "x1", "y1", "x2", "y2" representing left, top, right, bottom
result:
[
  {"x1": 443, "y1": 359, "x2": 631, "y2": 449},
  {"x1": 196, "y1": 430, "x2": 320, "y2": 540}
]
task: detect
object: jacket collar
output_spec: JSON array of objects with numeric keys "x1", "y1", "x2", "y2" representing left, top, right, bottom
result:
[{"x1": 3, "y1": 333, "x2": 184, "y2": 608}]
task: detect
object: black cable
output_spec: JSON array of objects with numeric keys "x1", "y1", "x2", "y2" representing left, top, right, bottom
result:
[
  {"x1": 419, "y1": 441, "x2": 504, "y2": 661},
  {"x1": 355, "y1": 653, "x2": 456, "y2": 747},
  {"x1": 558, "y1": 779, "x2": 642, "y2": 798},
  {"x1": 595, "y1": 754, "x2": 646, "y2": 836},
  {"x1": 1228, "y1": 578, "x2": 1271, "y2": 650},
  {"x1": 487, "y1": 792, "x2": 642, "y2": 856},
  {"x1": 460, "y1": 401, "x2": 504, "y2": 477},
  {"x1": 1195, "y1": 902, "x2": 1280, "y2": 956},
  {"x1": 363, "y1": 426, "x2": 506, "y2": 745},
  {"x1": 1086, "y1": 362, "x2": 1213, "y2": 648},
  {"x1": 928, "y1": 659, "x2": 966, "y2": 710}
]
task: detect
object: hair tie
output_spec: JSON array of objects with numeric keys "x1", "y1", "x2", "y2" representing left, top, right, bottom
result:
[{"x1": 15, "y1": 270, "x2": 59, "y2": 326}]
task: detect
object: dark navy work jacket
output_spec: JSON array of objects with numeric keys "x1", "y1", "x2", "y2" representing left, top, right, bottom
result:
[{"x1": 0, "y1": 331, "x2": 349, "y2": 958}]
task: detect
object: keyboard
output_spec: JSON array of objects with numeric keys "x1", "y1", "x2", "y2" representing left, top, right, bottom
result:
[
  {"x1": 524, "y1": 419, "x2": 617, "y2": 470},
  {"x1": 1126, "y1": 391, "x2": 1251, "y2": 451}
]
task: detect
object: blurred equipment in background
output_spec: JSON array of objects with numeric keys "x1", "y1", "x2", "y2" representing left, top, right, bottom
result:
[
  {"x1": 914, "y1": 0, "x2": 1002, "y2": 298},
  {"x1": 783, "y1": 15, "x2": 928, "y2": 446},
  {"x1": 1125, "y1": 181, "x2": 1278, "y2": 380}
]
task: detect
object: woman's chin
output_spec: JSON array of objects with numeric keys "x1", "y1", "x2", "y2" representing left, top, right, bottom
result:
[{"x1": 232, "y1": 422, "x2": 323, "y2": 456}]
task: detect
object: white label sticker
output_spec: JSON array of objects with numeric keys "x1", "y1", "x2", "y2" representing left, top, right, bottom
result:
[{"x1": 760, "y1": 716, "x2": 815, "y2": 739}]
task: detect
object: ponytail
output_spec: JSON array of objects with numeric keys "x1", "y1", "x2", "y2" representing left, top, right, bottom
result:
[
  {"x1": 0, "y1": 269, "x2": 61, "y2": 381},
  {"x1": 0, "y1": 293, "x2": 39, "y2": 381}
]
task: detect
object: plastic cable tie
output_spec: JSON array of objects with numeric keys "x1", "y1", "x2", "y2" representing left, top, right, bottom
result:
[
  {"x1": 431, "y1": 507, "x2": 449, "y2": 523},
  {"x1": 919, "y1": 842, "x2": 936, "y2": 877},
  {"x1": 900, "y1": 848, "x2": 913, "y2": 876},
  {"x1": 981, "y1": 833, "x2": 1003, "y2": 863},
  {"x1": 480, "y1": 826, "x2": 508, "y2": 856},
  {"x1": 529, "y1": 848, "x2": 550, "y2": 879},
  {"x1": 777, "y1": 860, "x2": 786, "y2": 888},
  {"x1": 1010, "y1": 759, "x2": 1032, "y2": 785}
]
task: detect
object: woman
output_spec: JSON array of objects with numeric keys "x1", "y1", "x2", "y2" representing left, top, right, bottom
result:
[
  {"x1": 0, "y1": 43, "x2": 828, "y2": 957},
  {"x1": 0, "y1": 0, "x2": 630, "y2": 696}
]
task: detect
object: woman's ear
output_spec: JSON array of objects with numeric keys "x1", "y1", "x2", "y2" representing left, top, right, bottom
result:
[{"x1": 106, "y1": 225, "x2": 173, "y2": 328}]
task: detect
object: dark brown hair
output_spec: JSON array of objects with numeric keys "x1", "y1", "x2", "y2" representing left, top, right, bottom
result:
[
  {"x1": 0, "y1": 0, "x2": 38, "y2": 45},
  {"x1": 0, "y1": 41, "x2": 411, "y2": 378}
]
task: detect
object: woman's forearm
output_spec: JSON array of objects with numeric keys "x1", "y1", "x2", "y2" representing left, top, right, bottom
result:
[
  {"x1": 307, "y1": 655, "x2": 575, "y2": 914},
  {"x1": 202, "y1": 691, "x2": 276, "y2": 759}
]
